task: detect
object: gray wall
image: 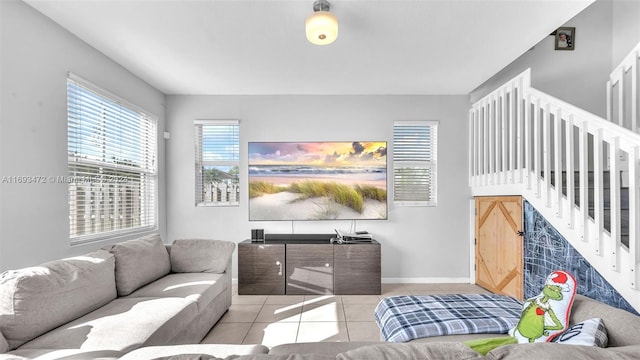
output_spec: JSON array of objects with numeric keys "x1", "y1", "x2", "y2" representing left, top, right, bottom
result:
[
  {"x1": 612, "y1": 0, "x2": 640, "y2": 67},
  {"x1": 470, "y1": 0, "x2": 617, "y2": 118},
  {"x1": 165, "y1": 95, "x2": 472, "y2": 282},
  {"x1": 0, "y1": 0, "x2": 167, "y2": 270}
]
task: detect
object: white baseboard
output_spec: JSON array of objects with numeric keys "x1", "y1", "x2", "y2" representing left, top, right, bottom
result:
[{"x1": 382, "y1": 277, "x2": 471, "y2": 284}]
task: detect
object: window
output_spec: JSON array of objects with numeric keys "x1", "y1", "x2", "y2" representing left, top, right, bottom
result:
[
  {"x1": 67, "y1": 74, "x2": 158, "y2": 244},
  {"x1": 393, "y1": 120, "x2": 438, "y2": 206},
  {"x1": 195, "y1": 120, "x2": 240, "y2": 206}
]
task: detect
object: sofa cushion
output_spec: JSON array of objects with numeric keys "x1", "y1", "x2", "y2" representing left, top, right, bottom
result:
[
  {"x1": 5, "y1": 348, "x2": 123, "y2": 360},
  {"x1": 170, "y1": 239, "x2": 235, "y2": 274},
  {"x1": 570, "y1": 294, "x2": 640, "y2": 347},
  {"x1": 126, "y1": 272, "x2": 226, "y2": 311},
  {"x1": 19, "y1": 297, "x2": 198, "y2": 353},
  {"x1": 336, "y1": 342, "x2": 484, "y2": 360},
  {"x1": 105, "y1": 233, "x2": 171, "y2": 296},
  {"x1": 0, "y1": 250, "x2": 117, "y2": 350},
  {"x1": 120, "y1": 344, "x2": 269, "y2": 360}
]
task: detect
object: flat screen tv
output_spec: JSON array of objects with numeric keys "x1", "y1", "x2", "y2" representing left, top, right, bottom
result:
[{"x1": 249, "y1": 141, "x2": 387, "y2": 221}]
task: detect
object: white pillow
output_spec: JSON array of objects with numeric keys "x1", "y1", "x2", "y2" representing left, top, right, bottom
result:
[{"x1": 551, "y1": 318, "x2": 608, "y2": 347}]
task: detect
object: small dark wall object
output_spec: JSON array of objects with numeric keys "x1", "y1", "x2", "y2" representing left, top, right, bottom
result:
[
  {"x1": 251, "y1": 229, "x2": 265, "y2": 242},
  {"x1": 554, "y1": 27, "x2": 575, "y2": 51}
]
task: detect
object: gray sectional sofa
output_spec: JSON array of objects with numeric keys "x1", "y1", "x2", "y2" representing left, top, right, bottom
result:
[{"x1": 0, "y1": 234, "x2": 235, "y2": 360}]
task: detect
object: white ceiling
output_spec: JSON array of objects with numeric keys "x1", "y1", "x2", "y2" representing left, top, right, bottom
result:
[{"x1": 23, "y1": 0, "x2": 594, "y2": 95}]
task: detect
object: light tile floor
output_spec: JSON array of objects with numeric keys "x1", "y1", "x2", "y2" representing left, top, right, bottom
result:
[{"x1": 201, "y1": 283, "x2": 490, "y2": 347}]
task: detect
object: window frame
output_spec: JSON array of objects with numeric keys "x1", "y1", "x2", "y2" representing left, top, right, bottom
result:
[
  {"x1": 194, "y1": 119, "x2": 240, "y2": 207},
  {"x1": 392, "y1": 120, "x2": 438, "y2": 207},
  {"x1": 67, "y1": 73, "x2": 158, "y2": 245}
]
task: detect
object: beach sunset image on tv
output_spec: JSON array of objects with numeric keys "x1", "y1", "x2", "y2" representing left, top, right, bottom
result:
[{"x1": 248, "y1": 141, "x2": 387, "y2": 221}]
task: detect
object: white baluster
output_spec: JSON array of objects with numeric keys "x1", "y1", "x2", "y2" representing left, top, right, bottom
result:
[
  {"x1": 579, "y1": 121, "x2": 589, "y2": 243},
  {"x1": 501, "y1": 89, "x2": 508, "y2": 184},
  {"x1": 483, "y1": 102, "x2": 489, "y2": 186},
  {"x1": 514, "y1": 80, "x2": 522, "y2": 184},
  {"x1": 610, "y1": 137, "x2": 621, "y2": 271},
  {"x1": 594, "y1": 129, "x2": 604, "y2": 256},
  {"x1": 566, "y1": 115, "x2": 575, "y2": 228},
  {"x1": 524, "y1": 94, "x2": 532, "y2": 190},
  {"x1": 543, "y1": 102, "x2": 551, "y2": 207},
  {"x1": 629, "y1": 146, "x2": 640, "y2": 289},
  {"x1": 534, "y1": 98, "x2": 541, "y2": 198},
  {"x1": 554, "y1": 107, "x2": 563, "y2": 217}
]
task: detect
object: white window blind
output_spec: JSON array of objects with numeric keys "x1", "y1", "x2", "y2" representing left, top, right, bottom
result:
[
  {"x1": 393, "y1": 120, "x2": 438, "y2": 206},
  {"x1": 67, "y1": 74, "x2": 158, "y2": 244},
  {"x1": 195, "y1": 120, "x2": 240, "y2": 206}
]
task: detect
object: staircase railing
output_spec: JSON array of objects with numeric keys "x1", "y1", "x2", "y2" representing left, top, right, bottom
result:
[
  {"x1": 469, "y1": 68, "x2": 640, "y2": 311},
  {"x1": 607, "y1": 41, "x2": 640, "y2": 134}
]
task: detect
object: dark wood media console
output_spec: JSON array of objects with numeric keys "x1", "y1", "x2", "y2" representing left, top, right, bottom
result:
[{"x1": 238, "y1": 234, "x2": 381, "y2": 295}]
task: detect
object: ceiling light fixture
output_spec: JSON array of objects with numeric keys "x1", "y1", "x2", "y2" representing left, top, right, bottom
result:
[{"x1": 305, "y1": 0, "x2": 338, "y2": 46}]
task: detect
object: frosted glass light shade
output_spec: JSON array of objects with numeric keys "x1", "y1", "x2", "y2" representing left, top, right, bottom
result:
[{"x1": 305, "y1": 11, "x2": 338, "y2": 45}]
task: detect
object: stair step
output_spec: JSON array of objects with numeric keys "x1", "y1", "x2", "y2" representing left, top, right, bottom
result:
[
  {"x1": 585, "y1": 208, "x2": 630, "y2": 247},
  {"x1": 543, "y1": 171, "x2": 631, "y2": 247},
  {"x1": 599, "y1": 209, "x2": 630, "y2": 232},
  {"x1": 548, "y1": 171, "x2": 630, "y2": 192},
  {"x1": 571, "y1": 187, "x2": 630, "y2": 209}
]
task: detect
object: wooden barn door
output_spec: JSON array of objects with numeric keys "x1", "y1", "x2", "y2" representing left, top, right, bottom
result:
[{"x1": 475, "y1": 196, "x2": 524, "y2": 300}]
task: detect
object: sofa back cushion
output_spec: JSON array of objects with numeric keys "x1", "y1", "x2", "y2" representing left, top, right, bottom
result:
[
  {"x1": 105, "y1": 233, "x2": 170, "y2": 296},
  {"x1": 570, "y1": 294, "x2": 640, "y2": 347},
  {"x1": 0, "y1": 250, "x2": 116, "y2": 350},
  {"x1": 170, "y1": 239, "x2": 235, "y2": 273}
]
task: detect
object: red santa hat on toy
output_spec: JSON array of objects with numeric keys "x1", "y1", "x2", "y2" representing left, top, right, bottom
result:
[{"x1": 547, "y1": 271, "x2": 571, "y2": 292}]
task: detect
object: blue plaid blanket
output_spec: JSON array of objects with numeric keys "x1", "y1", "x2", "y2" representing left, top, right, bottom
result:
[{"x1": 374, "y1": 294, "x2": 523, "y2": 342}]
